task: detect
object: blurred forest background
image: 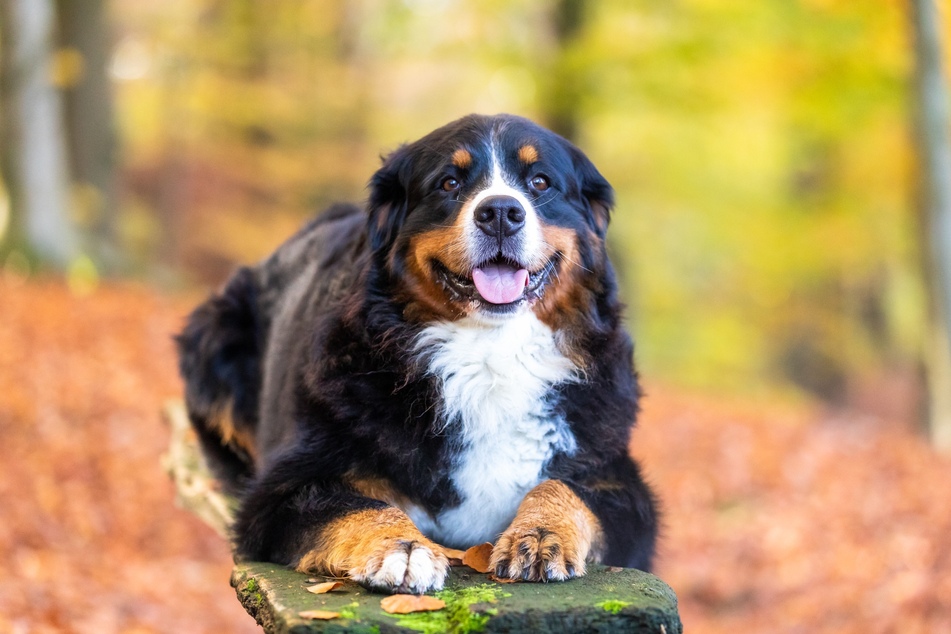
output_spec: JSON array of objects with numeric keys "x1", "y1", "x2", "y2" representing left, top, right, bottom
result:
[
  {"x1": 2, "y1": 1, "x2": 951, "y2": 633},
  {"x1": 4, "y1": 0, "x2": 950, "y2": 414}
]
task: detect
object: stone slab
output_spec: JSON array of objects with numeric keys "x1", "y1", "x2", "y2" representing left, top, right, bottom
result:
[{"x1": 232, "y1": 561, "x2": 682, "y2": 634}]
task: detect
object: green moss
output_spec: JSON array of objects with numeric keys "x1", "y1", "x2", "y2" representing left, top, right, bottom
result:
[
  {"x1": 241, "y1": 578, "x2": 265, "y2": 607},
  {"x1": 387, "y1": 584, "x2": 511, "y2": 634},
  {"x1": 338, "y1": 601, "x2": 360, "y2": 620},
  {"x1": 596, "y1": 599, "x2": 631, "y2": 615}
]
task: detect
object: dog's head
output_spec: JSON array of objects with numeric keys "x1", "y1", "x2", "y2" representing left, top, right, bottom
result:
[{"x1": 368, "y1": 114, "x2": 615, "y2": 325}]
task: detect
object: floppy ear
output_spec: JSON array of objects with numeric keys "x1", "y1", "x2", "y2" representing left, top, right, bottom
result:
[
  {"x1": 569, "y1": 146, "x2": 615, "y2": 237},
  {"x1": 367, "y1": 145, "x2": 414, "y2": 253}
]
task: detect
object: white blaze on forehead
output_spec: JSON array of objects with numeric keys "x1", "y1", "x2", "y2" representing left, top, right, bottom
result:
[{"x1": 459, "y1": 150, "x2": 544, "y2": 267}]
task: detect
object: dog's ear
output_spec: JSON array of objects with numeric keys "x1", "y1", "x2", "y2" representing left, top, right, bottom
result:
[
  {"x1": 569, "y1": 146, "x2": 614, "y2": 237},
  {"x1": 368, "y1": 145, "x2": 414, "y2": 253}
]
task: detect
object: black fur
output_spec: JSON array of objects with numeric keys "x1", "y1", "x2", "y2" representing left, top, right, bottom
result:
[
  {"x1": 176, "y1": 266, "x2": 262, "y2": 492},
  {"x1": 177, "y1": 114, "x2": 658, "y2": 573}
]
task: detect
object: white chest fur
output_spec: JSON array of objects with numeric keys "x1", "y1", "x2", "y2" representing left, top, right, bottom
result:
[{"x1": 408, "y1": 313, "x2": 578, "y2": 548}]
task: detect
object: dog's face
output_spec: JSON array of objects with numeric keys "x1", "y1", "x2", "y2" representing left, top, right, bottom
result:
[{"x1": 368, "y1": 114, "x2": 614, "y2": 324}]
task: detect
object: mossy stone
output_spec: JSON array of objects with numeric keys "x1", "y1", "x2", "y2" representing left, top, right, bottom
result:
[{"x1": 231, "y1": 562, "x2": 682, "y2": 634}]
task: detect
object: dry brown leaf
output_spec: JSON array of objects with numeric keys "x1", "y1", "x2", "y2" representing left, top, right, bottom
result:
[
  {"x1": 488, "y1": 574, "x2": 518, "y2": 584},
  {"x1": 462, "y1": 542, "x2": 494, "y2": 573},
  {"x1": 437, "y1": 544, "x2": 467, "y2": 567},
  {"x1": 439, "y1": 545, "x2": 467, "y2": 560},
  {"x1": 298, "y1": 610, "x2": 340, "y2": 620},
  {"x1": 380, "y1": 594, "x2": 446, "y2": 614},
  {"x1": 305, "y1": 581, "x2": 343, "y2": 594}
]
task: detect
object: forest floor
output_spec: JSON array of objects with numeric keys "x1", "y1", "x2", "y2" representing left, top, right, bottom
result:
[{"x1": 1, "y1": 276, "x2": 949, "y2": 634}]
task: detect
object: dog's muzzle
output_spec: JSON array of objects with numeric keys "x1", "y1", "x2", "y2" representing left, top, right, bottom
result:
[{"x1": 468, "y1": 196, "x2": 530, "y2": 304}]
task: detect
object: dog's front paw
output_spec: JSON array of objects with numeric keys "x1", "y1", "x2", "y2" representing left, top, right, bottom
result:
[
  {"x1": 490, "y1": 526, "x2": 587, "y2": 582},
  {"x1": 349, "y1": 538, "x2": 449, "y2": 594},
  {"x1": 489, "y1": 480, "x2": 603, "y2": 582},
  {"x1": 296, "y1": 508, "x2": 450, "y2": 594}
]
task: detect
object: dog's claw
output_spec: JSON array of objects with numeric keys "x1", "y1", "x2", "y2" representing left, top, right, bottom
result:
[{"x1": 490, "y1": 527, "x2": 586, "y2": 582}]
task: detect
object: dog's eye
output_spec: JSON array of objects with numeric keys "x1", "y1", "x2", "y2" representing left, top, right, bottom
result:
[
  {"x1": 530, "y1": 175, "x2": 550, "y2": 192},
  {"x1": 441, "y1": 177, "x2": 461, "y2": 192}
]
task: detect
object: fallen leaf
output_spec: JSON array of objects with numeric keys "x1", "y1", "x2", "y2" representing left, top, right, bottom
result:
[
  {"x1": 462, "y1": 542, "x2": 494, "y2": 573},
  {"x1": 439, "y1": 545, "x2": 467, "y2": 560},
  {"x1": 437, "y1": 544, "x2": 467, "y2": 566},
  {"x1": 306, "y1": 581, "x2": 343, "y2": 594},
  {"x1": 298, "y1": 610, "x2": 340, "y2": 620},
  {"x1": 380, "y1": 594, "x2": 446, "y2": 614},
  {"x1": 488, "y1": 574, "x2": 518, "y2": 584}
]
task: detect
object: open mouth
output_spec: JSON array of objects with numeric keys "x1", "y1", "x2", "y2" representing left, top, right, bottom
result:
[{"x1": 433, "y1": 254, "x2": 558, "y2": 309}]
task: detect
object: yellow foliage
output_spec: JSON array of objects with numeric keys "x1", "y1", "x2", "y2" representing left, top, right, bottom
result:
[
  {"x1": 49, "y1": 47, "x2": 85, "y2": 88},
  {"x1": 107, "y1": 0, "x2": 928, "y2": 397}
]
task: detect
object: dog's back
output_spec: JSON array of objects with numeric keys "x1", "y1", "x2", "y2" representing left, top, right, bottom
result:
[{"x1": 176, "y1": 203, "x2": 365, "y2": 490}]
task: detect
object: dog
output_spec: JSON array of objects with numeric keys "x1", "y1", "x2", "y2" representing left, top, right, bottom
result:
[{"x1": 177, "y1": 114, "x2": 658, "y2": 594}]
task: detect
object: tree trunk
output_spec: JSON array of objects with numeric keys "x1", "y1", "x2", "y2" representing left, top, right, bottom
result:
[
  {"x1": 910, "y1": 0, "x2": 951, "y2": 451},
  {"x1": 0, "y1": 0, "x2": 78, "y2": 268},
  {"x1": 541, "y1": 0, "x2": 586, "y2": 142},
  {"x1": 56, "y1": 0, "x2": 121, "y2": 272}
]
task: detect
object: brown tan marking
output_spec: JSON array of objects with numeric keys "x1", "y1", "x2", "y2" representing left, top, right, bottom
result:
[
  {"x1": 344, "y1": 474, "x2": 467, "y2": 563},
  {"x1": 297, "y1": 507, "x2": 449, "y2": 592},
  {"x1": 490, "y1": 479, "x2": 603, "y2": 581},
  {"x1": 393, "y1": 211, "x2": 473, "y2": 322},
  {"x1": 532, "y1": 224, "x2": 604, "y2": 362},
  {"x1": 518, "y1": 144, "x2": 539, "y2": 165},
  {"x1": 345, "y1": 473, "x2": 413, "y2": 509},
  {"x1": 451, "y1": 148, "x2": 472, "y2": 169},
  {"x1": 207, "y1": 400, "x2": 258, "y2": 462},
  {"x1": 590, "y1": 200, "x2": 610, "y2": 235}
]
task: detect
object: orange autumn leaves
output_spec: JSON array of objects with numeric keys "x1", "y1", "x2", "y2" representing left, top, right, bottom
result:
[
  {"x1": 460, "y1": 542, "x2": 493, "y2": 574},
  {"x1": 6, "y1": 279, "x2": 951, "y2": 633},
  {"x1": 305, "y1": 581, "x2": 343, "y2": 595},
  {"x1": 459, "y1": 542, "x2": 519, "y2": 583},
  {"x1": 299, "y1": 593, "x2": 446, "y2": 620},
  {"x1": 438, "y1": 541, "x2": 497, "y2": 574},
  {"x1": 380, "y1": 594, "x2": 446, "y2": 614},
  {"x1": 447, "y1": 542, "x2": 516, "y2": 583}
]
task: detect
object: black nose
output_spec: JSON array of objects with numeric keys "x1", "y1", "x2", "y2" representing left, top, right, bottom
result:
[{"x1": 474, "y1": 195, "x2": 526, "y2": 239}]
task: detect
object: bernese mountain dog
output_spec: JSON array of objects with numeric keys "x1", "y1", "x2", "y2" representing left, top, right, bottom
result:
[{"x1": 177, "y1": 113, "x2": 658, "y2": 594}]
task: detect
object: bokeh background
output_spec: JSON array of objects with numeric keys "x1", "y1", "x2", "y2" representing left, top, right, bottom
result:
[{"x1": 2, "y1": 1, "x2": 951, "y2": 633}]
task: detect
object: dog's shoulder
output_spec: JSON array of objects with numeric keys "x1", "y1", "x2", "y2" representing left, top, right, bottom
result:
[{"x1": 256, "y1": 203, "x2": 366, "y2": 299}]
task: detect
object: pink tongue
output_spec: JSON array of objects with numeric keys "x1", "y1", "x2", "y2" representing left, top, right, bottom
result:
[{"x1": 472, "y1": 263, "x2": 529, "y2": 304}]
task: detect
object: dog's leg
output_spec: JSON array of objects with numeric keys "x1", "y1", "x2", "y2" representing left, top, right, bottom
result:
[
  {"x1": 491, "y1": 455, "x2": 657, "y2": 581},
  {"x1": 234, "y1": 460, "x2": 449, "y2": 594},
  {"x1": 490, "y1": 479, "x2": 603, "y2": 582},
  {"x1": 296, "y1": 506, "x2": 449, "y2": 594}
]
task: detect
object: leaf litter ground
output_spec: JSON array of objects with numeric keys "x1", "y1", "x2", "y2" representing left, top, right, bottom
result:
[{"x1": 1, "y1": 277, "x2": 949, "y2": 633}]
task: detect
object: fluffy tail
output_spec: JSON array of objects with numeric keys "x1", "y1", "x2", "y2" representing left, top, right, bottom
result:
[{"x1": 176, "y1": 267, "x2": 263, "y2": 493}]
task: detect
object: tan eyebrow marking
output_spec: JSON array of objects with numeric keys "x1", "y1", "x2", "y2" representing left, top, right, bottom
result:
[
  {"x1": 452, "y1": 148, "x2": 472, "y2": 169},
  {"x1": 518, "y1": 144, "x2": 539, "y2": 164}
]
